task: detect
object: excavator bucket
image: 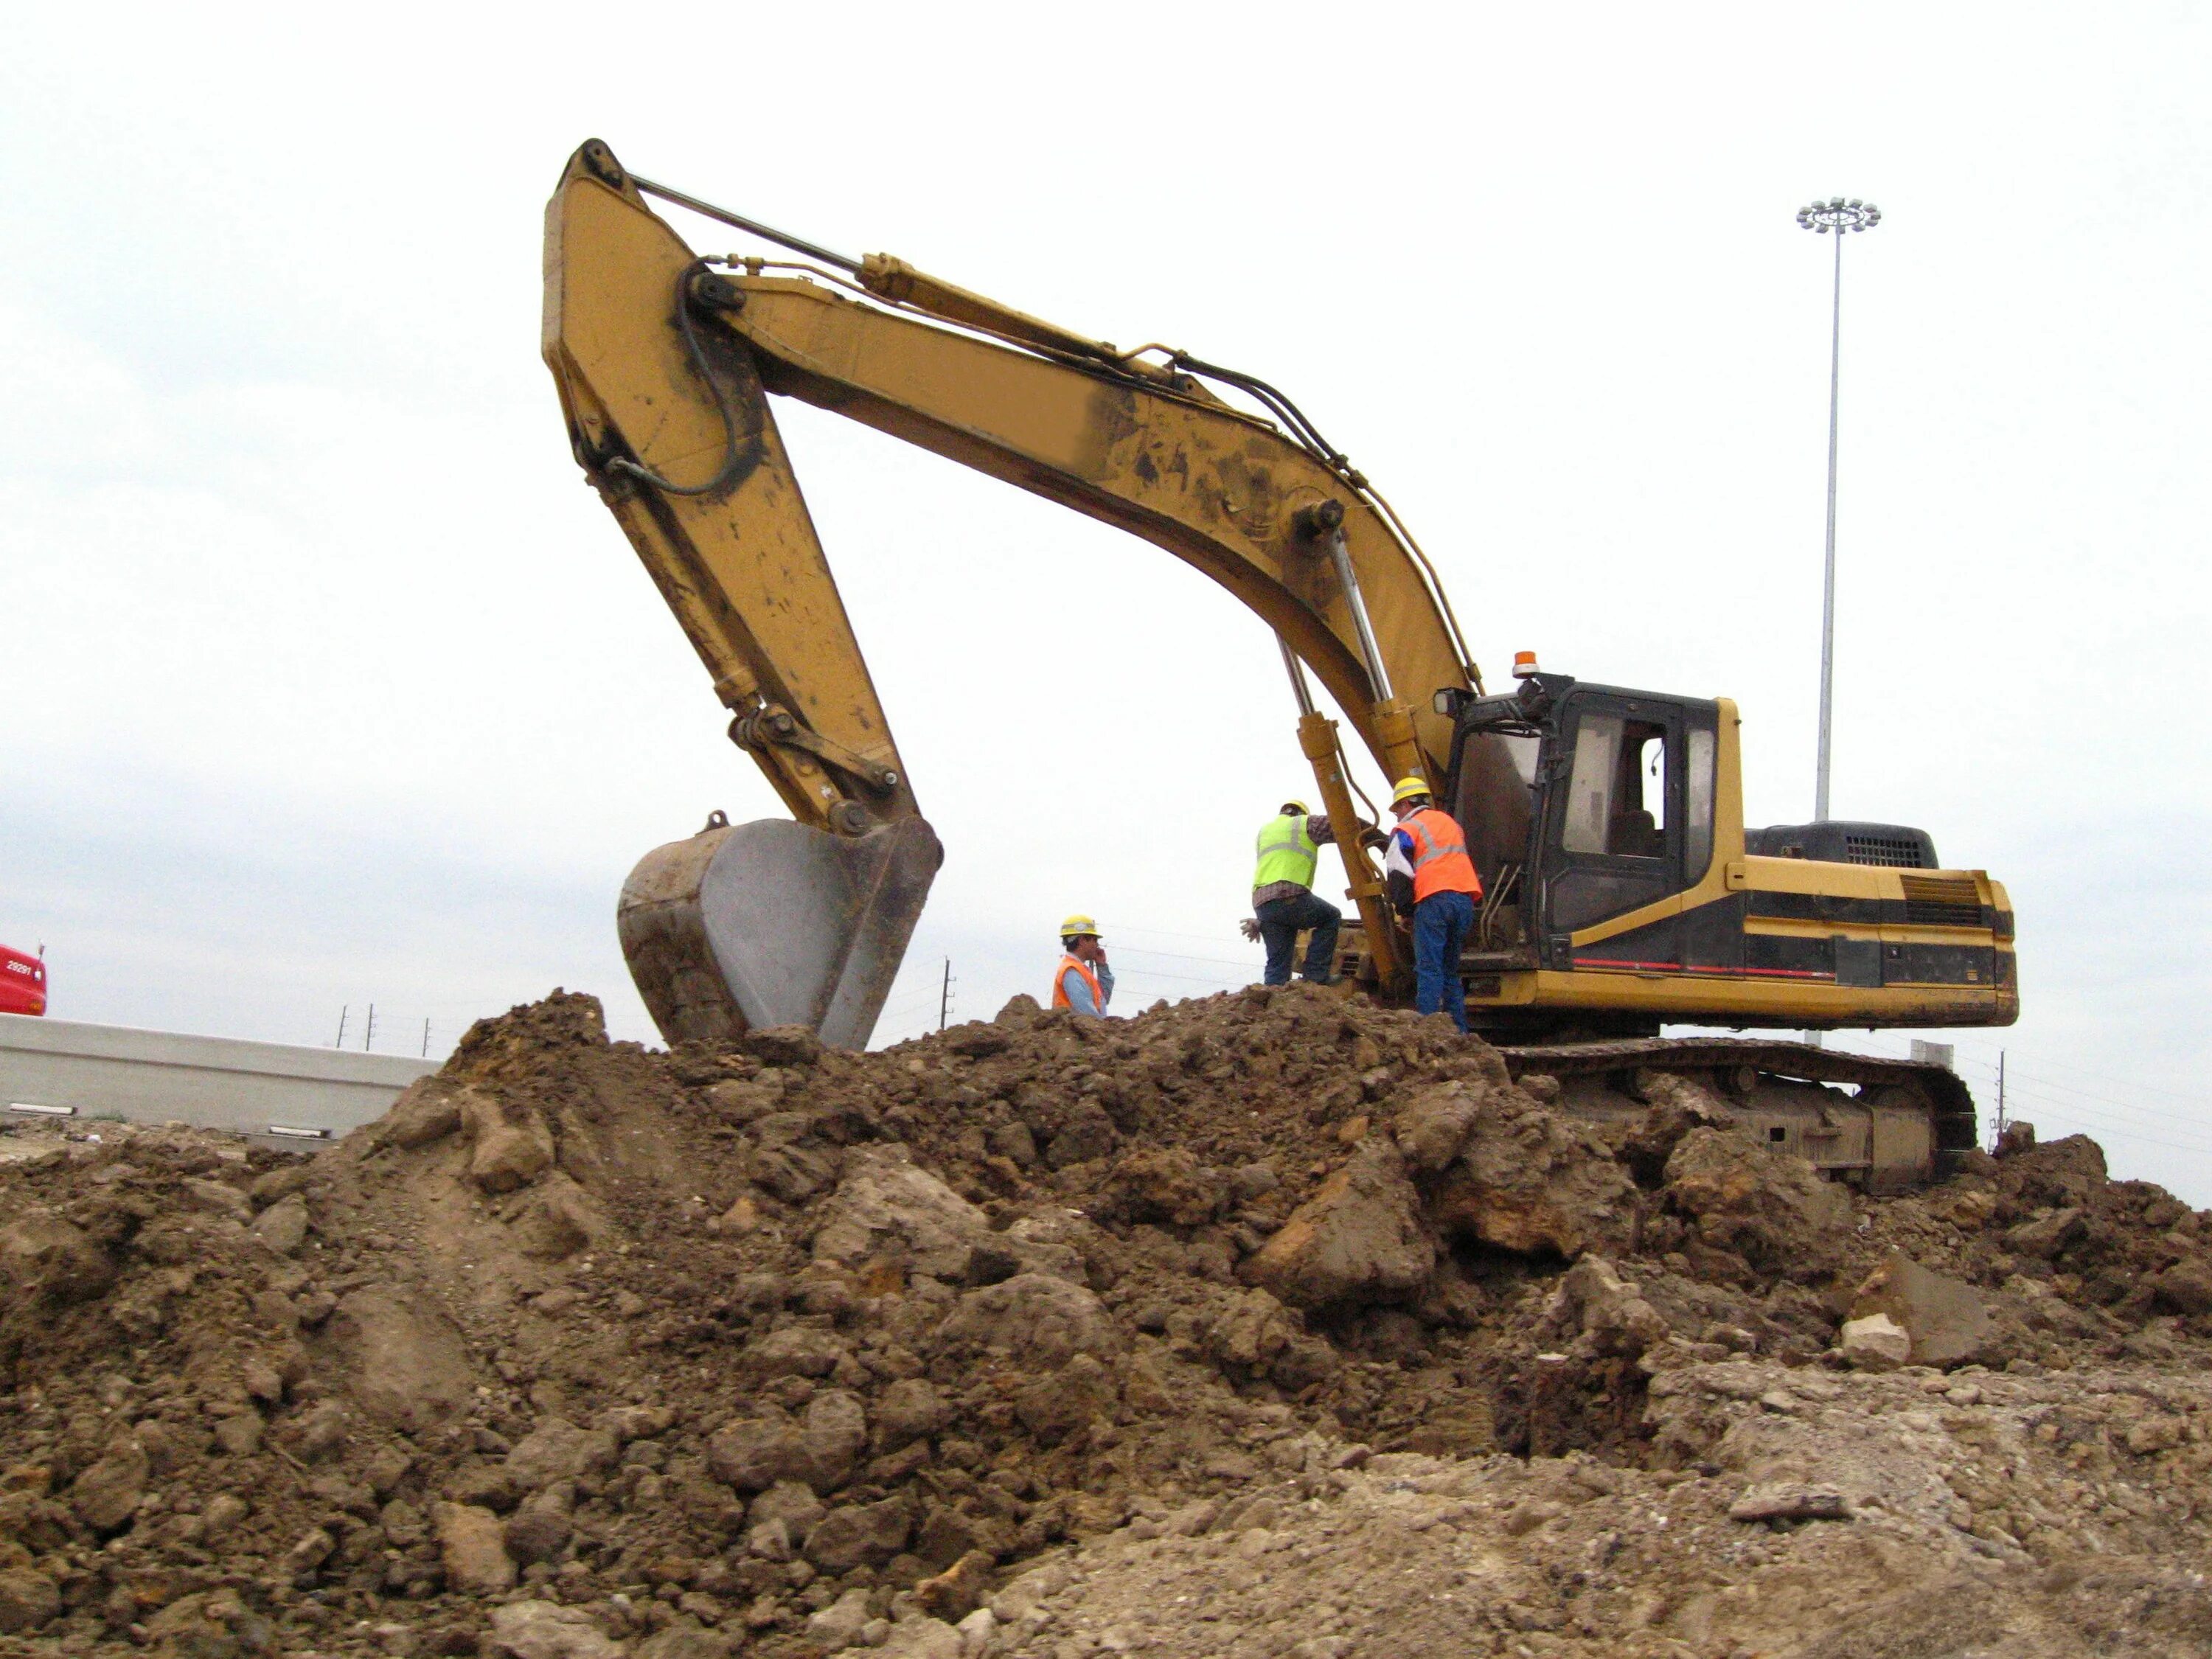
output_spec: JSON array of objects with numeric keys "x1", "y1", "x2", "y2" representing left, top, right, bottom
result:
[{"x1": 616, "y1": 815, "x2": 944, "y2": 1051}]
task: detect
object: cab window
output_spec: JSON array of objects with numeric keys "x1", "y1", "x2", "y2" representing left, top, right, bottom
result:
[
  {"x1": 1562, "y1": 713, "x2": 1669, "y2": 858},
  {"x1": 1685, "y1": 725, "x2": 1716, "y2": 880}
]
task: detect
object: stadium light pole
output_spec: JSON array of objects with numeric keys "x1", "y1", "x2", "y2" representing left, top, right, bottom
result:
[{"x1": 1797, "y1": 195, "x2": 1881, "y2": 823}]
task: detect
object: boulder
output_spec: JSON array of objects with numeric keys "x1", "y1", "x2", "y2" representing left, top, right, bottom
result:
[
  {"x1": 806, "y1": 1587, "x2": 877, "y2": 1650},
  {"x1": 804, "y1": 1495, "x2": 913, "y2": 1570},
  {"x1": 706, "y1": 1411, "x2": 811, "y2": 1495},
  {"x1": 184, "y1": 1178, "x2": 253, "y2": 1221},
  {"x1": 1392, "y1": 1082, "x2": 1485, "y2": 1174},
  {"x1": 811, "y1": 1147, "x2": 995, "y2": 1279},
  {"x1": 1013, "y1": 1352, "x2": 1116, "y2": 1445},
  {"x1": 1427, "y1": 1104, "x2": 1634, "y2": 1260},
  {"x1": 915, "y1": 1549, "x2": 995, "y2": 1621},
  {"x1": 1044, "y1": 1101, "x2": 1117, "y2": 1169},
  {"x1": 285, "y1": 1399, "x2": 352, "y2": 1462},
  {"x1": 1663, "y1": 1127, "x2": 1851, "y2": 1276},
  {"x1": 1621, "y1": 1073, "x2": 1738, "y2": 1183},
  {"x1": 797, "y1": 1389, "x2": 869, "y2": 1489},
  {"x1": 1837, "y1": 1312, "x2": 1911, "y2": 1369},
  {"x1": 743, "y1": 1024, "x2": 824, "y2": 1066},
  {"x1": 707, "y1": 1392, "x2": 863, "y2": 1493},
  {"x1": 934, "y1": 1273, "x2": 1119, "y2": 1368},
  {"x1": 0, "y1": 1211, "x2": 115, "y2": 1304},
  {"x1": 70, "y1": 1441, "x2": 149, "y2": 1532},
  {"x1": 281, "y1": 1526, "x2": 335, "y2": 1576},
  {"x1": 1243, "y1": 1141, "x2": 1433, "y2": 1309},
  {"x1": 636, "y1": 1632, "x2": 735, "y2": 1659},
  {"x1": 748, "y1": 1480, "x2": 825, "y2": 1538},
  {"x1": 2152, "y1": 1256, "x2": 2212, "y2": 1316},
  {"x1": 742, "y1": 1325, "x2": 852, "y2": 1381},
  {"x1": 1848, "y1": 1250, "x2": 1992, "y2": 1366},
  {"x1": 0, "y1": 1568, "x2": 60, "y2": 1635},
  {"x1": 2003, "y1": 1134, "x2": 2107, "y2": 1207},
  {"x1": 505, "y1": 1419, "x2": 619, "y2": 1489},
  {"x1": 432, "y1": 1500, "x2": 515, "y2": 1593},
  {"x1": 508, "y1": 1174, "x2": 608, "y2": 1262},
  {"x1": 914, "y1": 1505, "x2": 1009, "y2": 1571},
  {"x1": 873, "y1": 1378, "x2": 952, "y2": 1451},
  {"x1": 249, "y1": 1194, "x2": 309, "y2": 1255},
  {"x1": 881, "y1": 1618, "x2": 965, "y2": 1659},
  {"x1": 745, "y1": 1128, "x2": 843, "y2": 1203},
  {"x1": 369, "y1": 1079, "x2": 463, "y2": 1150},
  {"x1": 1557, "y1": 1255, "x2": 1669, "y2": 1359},
  {"x1": 484, "y1": 1599, "x2": 625, "y2": 1659},
  {"x1": 2002, "y1": 1207, "x2": 2086, "y2": 1260},
  {"x1": 1728, "y1": 1484, "x2": 1851, "y2": 1523},
  {"x1": 956, "y1": 1609, "x2": 998, "y2": 1658},
  {"x1": 1099, "y1": 1147, "x2": 1225, "y2": 1227},
  {"x1": 504, "y1": 1484, "x2": 575, "y2": 1565},
  {"x1": 330, "y1": 1290, "x2": 478, "y2": 1432},
  {"x1": 944, "y1": 1023, "x2": 1010, "y2": 1058},
  {"x1": 470, "y1": 1121, "x2": 554, "y2": 1194},
  {"x1": 142, "y1": 1588, "x2": 274, "y2": 1657}
]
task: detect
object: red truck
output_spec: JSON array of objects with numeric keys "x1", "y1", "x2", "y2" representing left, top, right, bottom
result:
[{"x1": 1, "y1": 945, "x2": 47, "y2": 1017}]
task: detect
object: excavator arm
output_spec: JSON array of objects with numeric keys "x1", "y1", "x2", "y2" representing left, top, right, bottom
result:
[{"x1": 543, "y1": 139, "x2": 1511, "y2": 1044}]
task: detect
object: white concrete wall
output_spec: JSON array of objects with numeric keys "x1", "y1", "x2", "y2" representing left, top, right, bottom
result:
[{"x1": 0, "y1": 1013, "x2": 437, "y2": 1145}]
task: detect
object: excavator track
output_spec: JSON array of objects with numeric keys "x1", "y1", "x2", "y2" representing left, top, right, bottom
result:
[{"x1": 1495, "y1": 1037, "x2": 1978, "y2": 1193}]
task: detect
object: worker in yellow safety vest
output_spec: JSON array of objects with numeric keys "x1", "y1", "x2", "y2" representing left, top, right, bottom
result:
[
  {"x1": 1383, "y1": 777, "x2": 1483, "y2": 1032},
  {"x1": 1050, "y1": 915, "x2": 1113, "y2": 1018},
  {"x1": 1244, "y1": 799, "x2": 1345, "y2": 986}
]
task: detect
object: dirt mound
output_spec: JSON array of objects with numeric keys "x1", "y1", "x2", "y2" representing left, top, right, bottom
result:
[{"x1": 0, "y1": 984, "x2": 2206, "y2": 1658}]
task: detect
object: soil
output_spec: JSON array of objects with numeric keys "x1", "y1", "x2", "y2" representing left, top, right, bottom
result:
[{"x1": 0, "y1": 984, "x2": 2206, "y2": 1659}]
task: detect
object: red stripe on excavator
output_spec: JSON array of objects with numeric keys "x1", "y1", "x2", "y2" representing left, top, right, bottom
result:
[{"x1": 1571, "y1": 958, "x2": 1837, "y2": 981}]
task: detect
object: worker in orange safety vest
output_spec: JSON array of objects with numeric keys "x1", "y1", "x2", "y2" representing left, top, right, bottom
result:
[
  {"x1": 1383, "y1": 776, "x2": 1482, "y2": 1032},
  {"x1": 1050, "y1": 914, "x2": 1113, "y2": 1018}
]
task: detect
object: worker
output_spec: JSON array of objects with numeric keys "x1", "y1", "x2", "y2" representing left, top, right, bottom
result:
[
  {"x1": 1384, "y1": 776, "x2": 1482, "y2": 1032},
  {"x1": 1244, "y1": 798, "x2": 1343, "y2": 987},
  {"x1": 1051, "y1": 915, "x2": 1114, "y2": 1018}
]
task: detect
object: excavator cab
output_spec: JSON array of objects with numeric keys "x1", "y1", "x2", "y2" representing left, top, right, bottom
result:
[
  {"x1": 1430, "y1": 670, "x2": 2013, "y2": 1040},
  {"x1": 1441, "y1": 672, "x2": 1722, "y2": 974}
]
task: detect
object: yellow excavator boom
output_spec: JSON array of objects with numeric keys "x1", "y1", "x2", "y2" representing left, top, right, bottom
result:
[{"x1": 543, "y1": 139, "x2": 1518, "y2": 1040}]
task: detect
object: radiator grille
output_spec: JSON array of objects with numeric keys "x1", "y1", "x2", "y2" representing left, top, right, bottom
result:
[
  {"x1": 1844, "y1": 832, "x2": 1930, "y2": 868},
  {"x1": 1900, "y1": 874, "x2": 1983, "y2": 928}
]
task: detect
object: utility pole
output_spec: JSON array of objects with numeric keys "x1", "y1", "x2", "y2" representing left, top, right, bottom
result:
[
  {"x1": 333, "y1": 1006, "x2": 348, "y2": 1048},
  {"x1": 422, "y1": 1018, "x2": 432, "y2": 1058},
  {"x1": 1991, "y1": 1049, "x2": 2008, "y2": 1150},
  {"x1": 1796, "y1": 195, "x2": 1882, "y2": 821},
  {"x1": 364, "y1": 1004, "x2": 376, "y2": 1053},
  {"x1": 938, "y1": 959, "x2": 954, "y2": 1032}
]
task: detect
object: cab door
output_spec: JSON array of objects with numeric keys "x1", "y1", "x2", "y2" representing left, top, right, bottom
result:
[{"x1": 1535, "y1": 695, "x2": 1683, "y2": 970}]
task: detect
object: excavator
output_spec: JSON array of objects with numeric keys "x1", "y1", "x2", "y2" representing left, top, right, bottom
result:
[{"x1": 542, "y1": 140, "x2": 2016, "y2": 1191}]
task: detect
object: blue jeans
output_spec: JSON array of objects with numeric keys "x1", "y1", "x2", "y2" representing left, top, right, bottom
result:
[
  {"x1": 1256, "y1": 890, "x2": 1342, "y2": 986},
  {"x1": 1413, "y1": 889, "x2": 1475, "y2": 1032}
]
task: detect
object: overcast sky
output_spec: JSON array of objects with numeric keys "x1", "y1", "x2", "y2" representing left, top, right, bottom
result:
[{"x1": 4, "y1": 4, "x2": 2207, "y2": 1201}]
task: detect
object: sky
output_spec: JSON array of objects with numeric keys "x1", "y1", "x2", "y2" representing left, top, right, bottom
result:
[{"x1": 3, "y1": 4, "x2": 2207, "y2": 1200}]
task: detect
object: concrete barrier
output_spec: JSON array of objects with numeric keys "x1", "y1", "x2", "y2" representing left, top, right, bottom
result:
[{"x1": 0, "y1": 1014, "x2": 437, "y2": 1145}]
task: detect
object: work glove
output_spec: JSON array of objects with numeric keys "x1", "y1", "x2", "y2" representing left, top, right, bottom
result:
[
  {"x1": 1239, "y1": 918, "x2": 1262, "y2": 943},
  {"x1": 1359, "y1": 826, "x2": 1391, "y2": 851}
]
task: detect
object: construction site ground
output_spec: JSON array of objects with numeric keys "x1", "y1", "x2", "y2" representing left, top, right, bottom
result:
[{"x1": 1, "y1": 985, "x2": 2207, "y2": 1658}]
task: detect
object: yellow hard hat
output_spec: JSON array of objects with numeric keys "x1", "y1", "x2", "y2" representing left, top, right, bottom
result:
[
  {"x1": 1280, "y1": 799, "x2": 1311, "y2": 815},
  {"x1": 1391, "y1": 775, "x2": 1433, "y2": 805},
  {"x1": 1060, "y1": 914, "x2": 1102, "y2": 940}
]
